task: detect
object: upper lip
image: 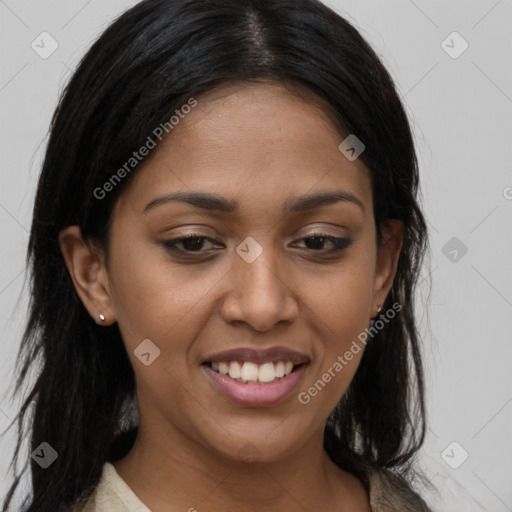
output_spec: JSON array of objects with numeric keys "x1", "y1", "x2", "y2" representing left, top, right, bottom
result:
[{"x1": 203, "y1": 346, "x2": 310, "y2": 365}]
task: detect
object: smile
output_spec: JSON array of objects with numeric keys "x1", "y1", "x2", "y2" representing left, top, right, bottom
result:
[
  {"x1": 202, "y1": 361, "x2": 308, "y2": 407},
  {"x1": 209, "y1": 360, "x2": 297, "y2": 384}
]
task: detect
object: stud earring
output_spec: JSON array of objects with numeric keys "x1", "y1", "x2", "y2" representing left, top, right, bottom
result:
[
  {"x1": 99, "y1": 314, "x2": 105, "y2": 322},
  {"x1": 376, "y1": 303, "x2": 382, "y2": 313}
]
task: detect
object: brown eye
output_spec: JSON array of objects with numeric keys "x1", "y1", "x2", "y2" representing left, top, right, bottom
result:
[
  {"x1": 163, "y1": 235, "x2": 219, "y2": 253},
  {"x1": 296, "y1": 235, "x2": 352, "y2": 252}
]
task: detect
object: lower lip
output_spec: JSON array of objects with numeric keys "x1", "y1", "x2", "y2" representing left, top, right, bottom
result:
[{"x1": 202, "y1": 364, "x2": 307, "y2": 407}]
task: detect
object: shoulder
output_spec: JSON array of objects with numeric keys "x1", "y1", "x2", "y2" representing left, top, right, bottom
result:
[
  {"x1": 72, "y1": 462, "x2": 151, "y2": 512},
  {"x1": 366, "y1": 467, "x2": 433, "y2": 512}
]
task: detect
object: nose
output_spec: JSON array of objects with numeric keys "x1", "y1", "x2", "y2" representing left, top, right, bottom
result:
[{"x1": 220, "y1": 244, "x2": 299, "y2": 332}]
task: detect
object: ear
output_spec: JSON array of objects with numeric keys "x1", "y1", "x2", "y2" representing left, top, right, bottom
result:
[
  {"x1": 58, "y1": 225, "x2": 115, "y2": 325},
  {"x1": 372, "y1": 219, "x2": 405, "y2": 317}
]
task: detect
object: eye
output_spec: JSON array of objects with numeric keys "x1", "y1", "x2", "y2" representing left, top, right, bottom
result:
[
  {"x1": 161, "y1": 233, "x2": 352, "y2": 257},
  {"x1": 294, "y1": 233, "x2": 352, "y2": 252},
  {"x1": 162, "y1": 235, "x2": 220, "y2": 253}
]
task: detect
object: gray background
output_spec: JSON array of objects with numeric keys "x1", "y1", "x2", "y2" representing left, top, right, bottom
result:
[{"x1": 1, "y1": 0, "x2": 511, "y2": 510}]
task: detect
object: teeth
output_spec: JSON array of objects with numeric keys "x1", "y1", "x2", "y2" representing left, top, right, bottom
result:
[
  {"x1": 210, "y1": 360, "x2": 298, "y2": 384},
  {"x1": 241, "y1": 362, "x2": 259, "y2": 381},
  {"x1": 228, "y1": 361, "x2": 242, "y2": 379},
  {"x1": 258, "y1": 362, "x2": 276, "y2": 383}
]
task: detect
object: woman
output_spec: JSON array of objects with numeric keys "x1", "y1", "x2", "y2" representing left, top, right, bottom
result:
[{"x1": 2, "y1": 0, "x2": 433, "y2": 510}]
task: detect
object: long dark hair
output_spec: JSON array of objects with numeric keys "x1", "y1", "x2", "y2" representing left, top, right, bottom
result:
[{"x1": 2, "y1": 0, "x2": 430, "y2": 510}]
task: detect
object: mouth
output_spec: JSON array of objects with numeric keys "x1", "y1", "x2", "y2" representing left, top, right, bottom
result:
[
  {"x1": 201, "y1": 346, "x2": 309, "y2": 406},
  {"x1": 203, "y1": 360, "x2": 306, "y2": 385}
]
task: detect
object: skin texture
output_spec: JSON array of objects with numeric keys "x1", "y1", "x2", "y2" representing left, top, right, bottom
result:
[{"x1": 59, "y1": 82, "x2": 404, "y2": 511}]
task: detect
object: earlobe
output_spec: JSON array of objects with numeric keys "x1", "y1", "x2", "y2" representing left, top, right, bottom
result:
[
  {"x1": 372, "y1": 220, "x2": 405, "y2": 314},
  {"x1": 58, "y1": 226, "x2": 115, "y2": 325}
]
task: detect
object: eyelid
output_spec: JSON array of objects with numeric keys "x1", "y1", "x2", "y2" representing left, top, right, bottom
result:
[
  {"x1": 292, "y1": 234, "x2": 353, "y2": 251},
  {"x1": 161, "y1": 231, "x2": 353, "y2": 255}
]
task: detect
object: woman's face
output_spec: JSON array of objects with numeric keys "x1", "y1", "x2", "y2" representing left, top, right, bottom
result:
[{"x1": 71, "y1": 82, "x2": 403, "y2": 462}]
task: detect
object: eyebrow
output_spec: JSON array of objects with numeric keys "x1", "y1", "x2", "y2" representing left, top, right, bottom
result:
[{"x1": 142, "y1": 190, "x2": 365, "y2": 215}]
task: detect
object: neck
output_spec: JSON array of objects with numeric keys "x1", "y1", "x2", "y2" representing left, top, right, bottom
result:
[{"x1": 112, "y1": 422, "x2": 368, "y2": 511}]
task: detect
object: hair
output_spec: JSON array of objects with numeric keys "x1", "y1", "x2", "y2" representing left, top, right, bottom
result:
[{"x1": 2, "y1": 0, "x2": 430, "y2": 510}]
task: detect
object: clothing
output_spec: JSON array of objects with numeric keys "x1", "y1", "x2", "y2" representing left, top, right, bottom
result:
[
  {"x1": 78, "y1": 461, "x2": 432, "y2": 511},
  {"x1": 79, "y1": 462, "x2": 150, "y2": 512}
]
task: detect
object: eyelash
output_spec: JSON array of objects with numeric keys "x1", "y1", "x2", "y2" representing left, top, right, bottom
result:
[{"x1": 162, "y1": 233, "x2": 352, "y2": 256}]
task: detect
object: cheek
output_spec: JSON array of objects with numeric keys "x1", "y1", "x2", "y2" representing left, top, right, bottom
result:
[
  {"x1": 298, "y1": 250, "x2": 375, "y2": 403},
  {"x1": 305, "y1": 249, "x2": 375, "y2": 339},
  {"x1": 107, "y1": 242, "x2": 216, "y2": 412},
  {"x1": 107, "y1": 237, "x2": 210, "y2": 350}
]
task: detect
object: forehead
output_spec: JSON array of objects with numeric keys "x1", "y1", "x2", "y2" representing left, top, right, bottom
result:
[{"x1": 117, "y1": 82, "x2": 372, "y2": 218}]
